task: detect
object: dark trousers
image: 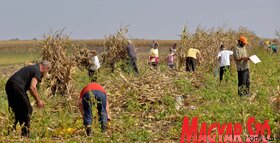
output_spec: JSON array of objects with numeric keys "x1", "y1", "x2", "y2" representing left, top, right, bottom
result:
[
  {"x1": 151, "y1": 62, "x2": 158, "y2": 68},
  {"x1": 82, "y1": 90, "x2": 108, "y2": 132},
  {"x1": 168, "y1": 64, "x2": 175, "y2": 69},
  {"x1": 237, "y1": 69, "x2": 250, "y2": 96},
  {"x1": 5, "y1": 80, "x2": 32, "y2": 136},
  {"x1": 88, "y1": 69, "x2": 95, "y2": 77},
  {"x1": 220, "y1": 66, "x2": 230, "y2": 81},
  {"x1": 186, "y1": 57, "x2": 196, "y2": 72},
  {"x1": 129, "y1": 58, "x2": 139, "y2": 74},
  {"x1": 88, "y1": 69, "x2": 98, "y2": 82}
]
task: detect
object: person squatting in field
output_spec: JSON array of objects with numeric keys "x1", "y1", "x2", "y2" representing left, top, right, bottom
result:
[
  {"x1": 5, "y1": 60, "x2": 51, "y2": 137},
  {"x1": 126, "y1": 40, "x2": 139, "y2": 74},
  {"x1": 217, "y1": 44, "x2": 233, "y2": 83},
  {"x1": 185, "y1": 47, "x2": 201, "y2": 72},
  {"x1": 149, "y1": 42, "x2": 159, "y2": 68},
  {"x1": 269, "y1": 40, "x2": 278, "y2": 54},
  {"x1": 88, "y1": 50, "x2": 101, "y2": 80},
  {"x1": 233, "y1": 36, "x2": 250, "y2": 96},
  {"x1": 78, "y1": 79, "x2": 111, "y2": 135}
]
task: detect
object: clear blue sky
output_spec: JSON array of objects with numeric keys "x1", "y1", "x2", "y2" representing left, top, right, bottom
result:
[{"x1": 0, "y1": 0, "x2": 279, "y2": 40}]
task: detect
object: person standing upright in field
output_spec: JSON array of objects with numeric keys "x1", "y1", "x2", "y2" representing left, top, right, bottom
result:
[
  {"x1": 217, "y1": 44, "x2": 233, "y2": 83},
  {"x1": 126, "y1": 40, "x2": 139, "y2": 74},
  {"x1": 5, "y1": 60, "x2": 51, "y2": 137},
  {"x1": 167, "y1": 49, "x2": 175, "y2": 69},
  {"x1": 233, "y1": 36, "x2": 250, "y2": 96},
  {"x1": 149, "y1": 42, "x2": 159, "y2": 68},
  {"x1": 185, "y1": 47, "x2": 201, "y2": 72},
  {"x1": 79, "y1": 79, "x2": 111, "y2": 135}
]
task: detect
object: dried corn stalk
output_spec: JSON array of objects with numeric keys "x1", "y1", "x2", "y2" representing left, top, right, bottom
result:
[
  {"x1": 73, "y1": 46, "x2": 96, "y2": 71},
  {"x1": 177, "y1": 25, "x2": 189, "y2": 69},
  {"x1": 177, "y1": 25, "x2": 260, "y2": 72},
  {"x1": 101, "y1": 27, "x2": 129, "y2": 71},
  {"x1": 40, "y1": 31, "x2": 76, "y2": 96}
]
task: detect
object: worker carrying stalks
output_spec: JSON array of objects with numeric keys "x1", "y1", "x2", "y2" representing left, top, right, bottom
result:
[{"x1": 126, "y1": 40, "x2": 139, "y2": 74}]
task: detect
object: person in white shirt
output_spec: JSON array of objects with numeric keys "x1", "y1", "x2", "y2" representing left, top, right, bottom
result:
[
  {"x1": 217, "y1": 44, "x2": 233, "y2": 82},
  {"x1": 88, "y1": 50, "x2": 100, "y2": 80}
]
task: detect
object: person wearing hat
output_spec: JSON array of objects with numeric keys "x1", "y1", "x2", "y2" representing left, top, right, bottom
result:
[
  {"x1": 149, "y1": 42, "x2": 159, "y2": 68},
  {"x1": 233, "y1": 36, "x2": 250, "y2": 96}
]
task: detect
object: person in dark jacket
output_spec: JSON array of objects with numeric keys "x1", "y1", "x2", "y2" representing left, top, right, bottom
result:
[
  {"x1": 127, "y1": 40, "x2": 139, "y2": 74},
  {"x1": 5, "y1": 60, "x2": 51, "y2": 137}
]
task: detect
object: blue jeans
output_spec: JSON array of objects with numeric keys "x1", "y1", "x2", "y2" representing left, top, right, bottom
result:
[{"x1": 82, "y1": 90, "x2": 108, "y2": 131}]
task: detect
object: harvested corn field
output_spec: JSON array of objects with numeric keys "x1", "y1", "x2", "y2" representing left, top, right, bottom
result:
[{"x1": 0, "y1": 27, "x2": 279, "y2": 142}]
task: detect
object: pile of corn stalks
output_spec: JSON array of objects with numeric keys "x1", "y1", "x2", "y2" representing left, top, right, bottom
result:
[
  {"x1": 177, "y1": 26, "x2": 260, "y2": 72},
  {"x1": 40, "y1": 31, "x2": 76, "y2": 96},
  {"x1": 99, "y1": 68, "x2": 206, "y2": 139},
  {"x1": 101, "y1": 27, "x2": 130, "y2": 71},
  {"x1": 73, "y1": 47, "x2": 97, "y2": 71}
]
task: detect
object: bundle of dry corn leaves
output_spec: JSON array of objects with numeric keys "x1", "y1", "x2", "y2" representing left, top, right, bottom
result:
[
  {"x1": 73, "y1": 46, "x2": 97, "y2": 71},
  {"x1": 40, "y1": 31, "x2": 76, "y2": 96},
  {"x1": 101, "y1": 27, "x2": 130, "y2": 71}
]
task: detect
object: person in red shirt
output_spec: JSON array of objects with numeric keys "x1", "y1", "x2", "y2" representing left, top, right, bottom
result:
[{"x1": 78, "y1": 80, "x2": 110, "y2": 135}]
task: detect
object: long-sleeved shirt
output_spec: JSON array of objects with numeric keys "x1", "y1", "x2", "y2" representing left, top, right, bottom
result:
[
  {"x1": 127, "y1": 44, "x2": 137, "y2": 60},
  {"x1": 233, "y1": 45, "x2": 249, "y2": 71}
]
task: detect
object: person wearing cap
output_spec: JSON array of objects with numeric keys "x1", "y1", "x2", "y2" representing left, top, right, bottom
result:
[
  {"x1": 88, "y1": 50, "x2": 100, "y2": 79},
  {"x1": 78, "y1": 79, "x2": 111, "y2": 135},
  {"x1": 126, "y1": 40, "x2": 139, "y2": 74},
  {"x1": 149, "y1": 42, "x2": 159, "y2": 68},
  {"x1": 217, "y1": 44, "x2": 233, "y2": 83},
  {"x1": 5, "y1": 60, "x2": 51, "y2": 137},
  {"x1": 185, "y1": 47, "x2": 201, "y2": 72},
  {"x1": 233, "y1": 36, "x2": 250, "y2": 96}
]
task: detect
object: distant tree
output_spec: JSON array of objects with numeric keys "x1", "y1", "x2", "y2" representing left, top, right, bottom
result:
[
  {"x1": 33, "y1": 38, "x2": 37, "y2": 40},
  {"x1": 10, "y1": 38, "x2": 19, "y2": 41}
]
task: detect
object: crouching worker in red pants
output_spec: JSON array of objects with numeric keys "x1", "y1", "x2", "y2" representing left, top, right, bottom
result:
[{"x1": 78, "y1": 79, "x2": 111, "y2": 135}]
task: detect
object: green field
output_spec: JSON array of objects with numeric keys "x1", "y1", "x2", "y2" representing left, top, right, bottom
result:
[
  {"x1": 0, "y1": 53, "x2": 38, "y2": 66},
  {"x1": 0, "y1": 41, "x2": 279, "y2": 142}
]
